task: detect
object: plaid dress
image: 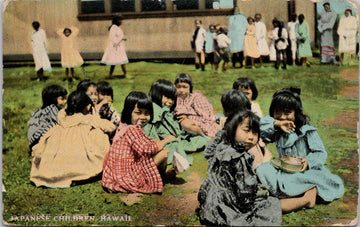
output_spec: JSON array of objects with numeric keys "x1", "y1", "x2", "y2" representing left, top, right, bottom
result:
[
  {"x1": 102, "y1": 122, "x2": 163, "y2": 193},
  {"x1": 175, "y1": 90, "x2": 218, "y2": 137}
]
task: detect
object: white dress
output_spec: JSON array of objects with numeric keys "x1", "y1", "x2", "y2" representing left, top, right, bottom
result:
[
  {"x1": 255, "y1": 21, "x2": 270, "y2": 55},
  {"x1": 337, "y1": 15, "x2": 358, "y2": 54},
  {"x1": 287, "y1": 21, "x2": 297, "y2": 60},
  {"x1": 31, "y1": 28, "x2": 52, "y2": 71}
]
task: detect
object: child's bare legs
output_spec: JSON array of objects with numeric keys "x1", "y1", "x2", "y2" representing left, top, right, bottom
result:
[
  {"x1": 153, "y1": 148, "x2": 176, "y2": 182},
  {"x1": 121, "y1": 64, "x2": 126, "y2": 76},
  {"x1": 251, "y1": 57, "x2": 255, "y2": 68},
  {"x1": 280, "y1": 186, "x2": 317, "y2": 213},
  {"x1": 37, "y1": 68, "x2": 44, "y2": 80},
  {"x1": 180, "y1": 118, "x2": 204, "y2": 135},
  {"x1": 340, "y1": 53, "x2": 344, "y2": 65},
  {"x1": 71, "y1": 67, "x2": 74, "y2": 78},
  {"x1": 108, "y1": 65, "x2": 115, "y2": 77},
  {"x1": 259, "y1": 56, "x2": 263, "y2": 67}
]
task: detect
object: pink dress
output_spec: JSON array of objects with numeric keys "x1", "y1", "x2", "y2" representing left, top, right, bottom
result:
[
  {"x1": 101, "y1": 25, "x2": 129, "y2": 65},
  {"x1": 101, "y1": 122, "x2": 163, "y2": 193},
  {"x1": 56, "y1": 27, "x2": 84, "y2": 67},
  {"x1": 175, "y1": 90, "x2": 218, "y2": 137}
]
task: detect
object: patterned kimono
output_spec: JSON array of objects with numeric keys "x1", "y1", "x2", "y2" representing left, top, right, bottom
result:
[
  {"x1": 198, "y1": 131, "x2": 281, "y2": 226},
  {"x1": 318, "y1": 8, "x2": 337, "y2": 63},
  {"x1": 102, "y1": 123, "x2": 163, "y2": 193},
  {"x1": 143, "y1": 103, "x2": 209, "y2": 166},
  {"x1": 257, "y1": 116, "x2": 344, "y2": 201},
  {"x1": 296, "y1": 21, "x2": 313, "y2": 57}
]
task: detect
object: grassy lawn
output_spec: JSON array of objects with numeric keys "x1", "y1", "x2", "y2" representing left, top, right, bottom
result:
[{"x1": 2, "y1": 59, "x2": 359, "y2": 226}]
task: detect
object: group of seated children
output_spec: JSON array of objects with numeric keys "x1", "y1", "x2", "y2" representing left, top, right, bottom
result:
[{"x1": 27, "y1": 74, "x2": 344, "y2": 225}]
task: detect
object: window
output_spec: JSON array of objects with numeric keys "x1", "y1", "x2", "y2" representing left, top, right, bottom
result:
[
  {"x1": 112, "y1": 0, "x2": 135, "y2": 12},
  {"x1": 78, "y1": 0, "x2": 234, "y2": 20}
]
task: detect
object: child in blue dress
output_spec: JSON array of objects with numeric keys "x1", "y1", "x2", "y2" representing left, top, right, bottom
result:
[{"x1": 257, "y1": 87, "x2": 344, "y2": 204}]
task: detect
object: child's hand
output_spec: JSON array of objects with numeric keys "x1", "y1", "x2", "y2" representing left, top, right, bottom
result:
[
  {"x1": 300, "y1": 158, "x2": 308, "y2": 171},
  {"x1": 248, "y1": 145, "x2": 263, "y2": 169},
  {"x1": 177, "y1": 115, "x2": 187, "y2": 122},
  {"x1": 163, "y1": 135, "x2": 177, "y2": 143},
  {"x1": 274, "y1": 120, "x2": 295, "y2": 133}
]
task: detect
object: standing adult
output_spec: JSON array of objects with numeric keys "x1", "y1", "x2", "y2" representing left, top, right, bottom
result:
[
  {"x1": 191, "y1": 19, "x2": 206, "y2": 71},
  {"x1": 228, "y1": 6, "x2": 248, "y2": 68},
  {"x1": 287, "y1": 14, "x2": 297, "y2": 65},
  {"x1": 101, "y1": 15, "x2": 128, "y2": 77},
  {"x1": 296, "y1": 14, "x2": 312, "y2": 66},
  {"x1": 254, "y1": 13, "x2": 270, "y2": 66},
  {"x1": 31, "y1": 21, "x2": 52, "y2": 81},
  {"x1": 318, "y1": 2, "x2": 337, "y2": 64},
  {"x1": 337, "y1": 7, "x2": 358, "y2": 65}
]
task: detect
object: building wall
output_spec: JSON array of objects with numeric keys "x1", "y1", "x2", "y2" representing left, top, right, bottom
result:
[{"x1": 3, "y1": 0, "x2": 316, "y2": 61}]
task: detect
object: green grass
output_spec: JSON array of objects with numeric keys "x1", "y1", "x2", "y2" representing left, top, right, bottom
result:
[{"x1": 2, "y1": 59, "x2": 359, "y2": 226}]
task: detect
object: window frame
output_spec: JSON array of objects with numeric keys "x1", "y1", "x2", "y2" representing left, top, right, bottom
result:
[{"x1": 77, "y1": 0, "x2": 234, "y2": 21}]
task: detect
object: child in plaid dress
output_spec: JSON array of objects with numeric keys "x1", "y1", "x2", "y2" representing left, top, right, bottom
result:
[{"x1": 102, "y1": 91, "x2": 176, "y2": 193}]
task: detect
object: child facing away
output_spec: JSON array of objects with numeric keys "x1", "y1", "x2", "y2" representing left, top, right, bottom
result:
[
  {"x1": 102, "y1": 91, "x2": 177, "y2": 193},
  {"x1": 31, "y1": 21, "x2": 52, "y2": 81},
  {"x1": 28, "y1": 84, "x2": 67, "y2": 149},
  {"x1": 30, "y1": 90, "x2": 116, "y2": 187},
  {"x1": 213, "y1": 25, "x2": 231, "y2": 71},
  {"x1": 198, "y1": 110, "x2": 282, "y2": 226},
  {"x1": 95, "y1": 81, "x2": 121, "y2": 126},
  {"x1": 233, "y1": 77, "x2": 263, "y2": 117},
  {"x1": 143, "y1": 79, "x2": 210, "y2": 171},
  {"x1": 77, "y1": 79, "x2": 98, "y2": 107},
  {"x1": 174, "y1": 73, "x2": 220, "y2": 138},
  {"x1": 270, "y1": 19, "x2": 289, "y2": 69},
  {"x1": 256, "y1": 88, "x2": 344, "y2": 204},
  {"x1": 56, "y1": 26, "x2": 84, "y2": 81}
]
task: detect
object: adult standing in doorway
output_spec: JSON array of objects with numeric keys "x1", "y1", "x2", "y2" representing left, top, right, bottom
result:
[
  {"x1": 101, "y1": 15, "x2": 128, "y2": 77},
  {"x1": 318, "y1": 2, "x2": 337, "y2": 64},
  {"x1": 191, "y1": 19, "x2": 206, "y2": 71},
  {"x1": 337, "y1": 7, "x2": 358, "y2": 65},
  {"x1": 31, "y1": 21, "x2": 52, "y2": 81},
  {"x1": 255, "y1": 13, "x2": 270, "y2": 66},
  {"x1": 228, "y1": 6, "x2": 248, "y2": 68}
]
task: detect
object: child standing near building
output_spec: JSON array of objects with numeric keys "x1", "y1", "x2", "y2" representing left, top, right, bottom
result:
[
  {"x1": 213, "y1": 26, "x2": 231, "y2": 71},
  {"x1": 27, "y1": 84, "x2": 67, "y2": 148},
  {"x1": 56, "y1": 26, "x2": 84, "y2": 81},
  {"x1": 243, "y1": 17, "x2": 261, "y2": 68},
  {"x1": 257, "y1": 88, "x2": 344, "y2": 205},
  {"x1": 102, "y1": 91, "x2": 177, "y2": 193},
  {"x1": 174, "y1": 73, "x2": 220, "y2": 138},
  {"x1": 232, "y1": 77, "x2": 263, "y2": 117}
]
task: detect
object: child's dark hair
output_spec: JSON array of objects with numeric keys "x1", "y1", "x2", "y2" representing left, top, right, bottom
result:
[
  {"x1": 41, "y1": 84, "x2": 68, "y2": 109},
  {"x1": 221, "y1": 89, "x2": 251, "y2": 117},
  {"x1": 121, "y1": 91, "x2": 154, "y2": 124},
  {"x1": 149, "y1": 79, "x2": 177, "y2": 110},
  {"x1": 270, "y1": 87, "x2": 309, "y2": 130},
  {"x1": 63, "y1": 28, "x2": 72, "y2": 35},
  {"x1": 77, "y1": 79, "x2": 97, "y2": 92},
  {"x1": 110, "y1": 15, "x2": 123, "y2": 30},
  {"x1": 174, "y1": 73, "x2": 193, "y2": 93},
  {"x1": 32, "y1": 21, "x2": 40, "y2": 30},
  {"x1": 65, "y1": 90, "x2": 94, "y2": 115},
  {"x1": 232, "y1": 77, "x2": 258, "y2": 100},
  {"x1": 97, "y1": 81, "x2": 114, "y2": 101},
  {"x1": 223, "y1": 110, "x2": 260, "y2": 147}
]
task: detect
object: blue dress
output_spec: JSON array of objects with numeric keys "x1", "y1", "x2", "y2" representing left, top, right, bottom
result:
[
  {"x1": 257, "y1": 115, "x2": 344, "y2": 201},
  {"x1": 205, "y1": 29, "x2": 214, "y2": 53},
  {"x1": 228, "y1": 13, "x2": 248, "y2": 53},
  {"x1": 296, "y1": 21, "x2": 312, "y2": 57}
]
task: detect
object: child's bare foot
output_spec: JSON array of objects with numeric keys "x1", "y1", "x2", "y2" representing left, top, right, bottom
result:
[{"x1": 305, "y1": 186, "x2": 317, "y2": 208}]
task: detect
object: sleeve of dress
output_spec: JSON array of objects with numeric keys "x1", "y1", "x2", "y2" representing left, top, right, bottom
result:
[
  {"x1": 323, "y1": 12, "x2": 337, "y2": 30},
  {"x1": 193, "y1": 92, "x2": 215, "y2": 122},
  {"x1": 90, "y1": 114, "x2": 116, "y2": 133},
  {"x1": 125, "y1": 126, "x2": 159, "y2": 155},
  {"x1": 283, "y1": 28, "x2": 288, "y2": 39},
  {"x1": 260, "y1": 115, "x2": 277, "y2": 143},
  {"x1": 337, "y1": 17, "x2": 345, "y2": 36},
  {"x1": 304, "y1": 129, "x2": 328, "y2": 169},
  {"x1": 70, "y1": 26, "x2": 80, "y2": 37},
  {"x1": 56, "y1": 29, "x2": 63, "y2": 36},
  {"x1": 349, "y1": 17, "x2": 358, "y2": 37},
  {"x1": 255, "y1": 161, "x2": 284, "y2": 196}
]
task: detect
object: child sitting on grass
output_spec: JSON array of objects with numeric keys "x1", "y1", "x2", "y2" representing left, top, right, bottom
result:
[
  {"x1": 233, "y1": 77, "x2": 263, "y2": 117},
  {"x1": 95, "y1": 81, "x2": 121, "y2": 126},
  {"x1": 77, "y1": 79, "x2": 98, "y2": 107},
  {"x1": 27, "y1": 84, "x2": 67, "y2": 148},
  {"x1": 30, "y1": 90, "x2": 116, "y2": 188},
  {"x1": 102, "y1": 91, "x2": 177, "y2": 193},
  {"x1": 174, "y1": 73, "x2": 220, "y2": 138}
]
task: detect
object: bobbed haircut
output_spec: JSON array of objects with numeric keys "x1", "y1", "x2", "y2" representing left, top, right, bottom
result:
[
  {"x1": 77, "y1": 79, "x2": 97, "y2": 93},
  {"x1": 41, "y1": 84, "x2": 68, "y2": 109},
  {"x1": 121, "y1": 91, "x2": 154, "y2": 125},
  {"x1": 174, "y1": 73, "x2": 193, "y2": 93},
  {"x1": 223, "y1": 110, "x2": 260, "y2": 147},
  {"x1": 97, "y1": 81, "x2": 114, "y2": 101},
  {"x1": 112, "y1": 15, "x2": 123, "y2": 26},
  {"x1": 32, "y1": 21, "x2": 40, "y2": 30},
  {"x1": 149, "y1": 79, "x2": 177, "y2": 109},
  {"x1": 65, "y1": 90, "x2": 94, "y2": 115},
  {"x1": 221, "y1": 89, "x2": 251, "y2": 117},
  {"x1": 232, "y1": 77, "x2": 258, "y2": 100},
  {"x1": 269, "y1": 87, "x2": 309, "y2": 130}
]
